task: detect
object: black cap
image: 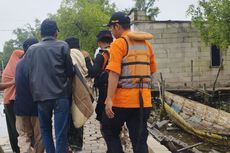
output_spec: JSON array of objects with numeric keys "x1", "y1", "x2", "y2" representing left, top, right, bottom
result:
[
  {"x1": 40, "y1": 19, "x2": 59, "y2": 37},
  {"x1": 106, "y1": 12, "x2": 130, "y2": 27},
  {"x1": 96, "y1": 30, "x2": 113, "y2": 42},
  {"x1": 23, "y1": 38, "x2": 38, "y2": 52}
]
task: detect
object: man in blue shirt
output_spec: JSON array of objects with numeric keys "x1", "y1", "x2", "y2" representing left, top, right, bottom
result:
[{"x1": 15, "y1": 38, "x2": 44, "y2": 153}]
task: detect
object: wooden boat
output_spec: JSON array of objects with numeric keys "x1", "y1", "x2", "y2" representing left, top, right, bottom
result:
[{"x1": 163, "y1": 91, "x2": 230, "y2": 146}]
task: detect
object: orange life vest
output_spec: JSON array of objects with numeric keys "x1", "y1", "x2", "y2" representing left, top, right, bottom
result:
[
  {"x1": 94, "y1": 47, "x2": 110, "y2": 88},
  {"x1": 118, "y1": 32, "x2": 152, "y2": 88},
  {"x1": 99, "y1": 48, "x2": 110, "y2": 70}
]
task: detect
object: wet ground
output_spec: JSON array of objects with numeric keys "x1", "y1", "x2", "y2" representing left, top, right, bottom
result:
[
  {"x1": 1, "y1": 90, "x2": 230, "y2": 153},
  {"x1": 0, "y1": 101, "x2": 8, "y2": 138},
  {"x1": 148, "y1": 107, "x2": 230, "y2": 153},
  {"x1": 0, "y1": 100, "x2": 133, "y2": 153},
  {"x1": 163, "y1": 127, "x2": 230, "y2": 153},
  {"x1": 0, "y1": 97, "x2": 12, "y2": 153}
]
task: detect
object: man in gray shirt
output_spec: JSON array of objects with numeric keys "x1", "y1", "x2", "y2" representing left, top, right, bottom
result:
[{"x1": 24, "y1": 19, "x2": 74, "y2": 153}]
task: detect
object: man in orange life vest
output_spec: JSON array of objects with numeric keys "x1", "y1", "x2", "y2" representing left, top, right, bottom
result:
[{"x1": 102, "y1": 12, "x2": 157, "y2": 153}]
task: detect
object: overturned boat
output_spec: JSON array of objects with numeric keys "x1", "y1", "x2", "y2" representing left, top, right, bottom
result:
[{"x1": 163, "y1": 91, "x2": 230, "y2": 146}]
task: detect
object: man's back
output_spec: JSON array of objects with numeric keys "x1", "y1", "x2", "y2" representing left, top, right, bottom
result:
[
  {"x1": 70, "y1": 48, "x2": 88, "y2": 77},
  {"x1": 15, "y1": 59, "x2": 37, "y2": 116},
  {"x1": 24, "y1": 36, "x2": 73, "y2": 101}
]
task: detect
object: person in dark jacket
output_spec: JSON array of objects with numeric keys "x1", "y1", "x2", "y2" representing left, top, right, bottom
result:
[
  {"x1": 84, "y1": 30, "x2": 113, "y2": 122},
  {"x1": 14, "y1": 38, "x2": 44, "y2": 153},
  {"x1": 23, "y1": 19, "x2": 75, "y2": 153}
]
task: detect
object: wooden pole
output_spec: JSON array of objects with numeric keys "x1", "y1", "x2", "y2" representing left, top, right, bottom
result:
[
  {"x1": 212, "y1": 58, "x2": 223, "y2": 96},
  {"x1": 191, "y1": 60, "x2": 193, "y2": 87},
  {"x1": 177, "y1": 142, "x2": 203, "y2": 152}
]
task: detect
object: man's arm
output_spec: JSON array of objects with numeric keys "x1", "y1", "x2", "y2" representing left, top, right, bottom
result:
[
  {"x1": 0, "y1": 79, "x2": 15, "y2": 90},
  {"x1": 104, "y1": 71, "x2": 119, "y2": 118},
  {"x1": 85, "y1": 54, "x2": 104, "y2": 78}
]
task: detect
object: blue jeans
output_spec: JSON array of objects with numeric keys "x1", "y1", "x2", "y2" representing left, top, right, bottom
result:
[{"x1": 37, "y1": 98, "x2": 70, "y2": 153}]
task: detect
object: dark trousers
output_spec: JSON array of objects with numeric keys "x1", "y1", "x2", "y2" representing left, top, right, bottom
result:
[
  {"x1": 68, "y1": 114, "x2": 83, "y2": 151},
  {"x1": 102, "y1": 107, "x2": 151, "y2": 153},
  {"x1": 4, "y1": 101, "x2": 20, "y2": 153},
  {"x1": 95, "y1": 86, "x2": 107, "y2": 122}
]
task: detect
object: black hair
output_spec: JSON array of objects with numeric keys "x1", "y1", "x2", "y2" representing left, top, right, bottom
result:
[
  {"x1": 40, "y1": 19, "x2": 59, "y2": 37},
  {"x1": 41, "y1": 29, "x2": 56, "y2": 37},
  {"x1": 119, "y1": 23, "x2": 130, "y2": 30},
  {"x1": 65, "y1": 37, "x2": 80, "y2": 49},
  {"x1": 96, "y1": 30, "x2": 113, "y2": 43},
  {"x1": 98, "y1": 37, "x2": 113, "y2": 44},
  {"x1": 111, "y1": 23, "x2": 130, "y2": 31},
  {"x1": 23, "y1": 38, "x2": 38, "y2": 52}
]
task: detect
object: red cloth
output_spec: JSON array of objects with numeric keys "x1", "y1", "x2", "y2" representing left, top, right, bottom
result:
[{"x1": 2, "y1": 50, "x2": 24, "y2": 104}]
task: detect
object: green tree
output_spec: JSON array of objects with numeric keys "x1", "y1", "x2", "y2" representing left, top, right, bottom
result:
[
  {"x1": 133, "y1": 0, "x2": 159, "y2": 17},
  {"x1": 2, "y1": 39, "x2": 18, "y2": 67},
  {"x1": 187, "y1": 0, "x2": 230, "y2": 49},
  {"x1": 1, "y1": 20, "x2": 41, "y2": 67},
  {"x1": 12, "y1": 23, "x2": 40, "y2": 48},
  {"x1": 54, "y1": 0, "x2": 116, "y2": 53}
]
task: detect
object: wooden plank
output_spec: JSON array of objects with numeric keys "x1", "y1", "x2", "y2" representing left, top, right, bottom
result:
[
  {"x1": 177, "y1": 142, "x2": 203, "y2": 152},
  {"x1": 156, "y1": 120, "x2": 170, "y2": 129},
  {"x1": 147, "y1": 126, "x2": 202, "y2": 153}
]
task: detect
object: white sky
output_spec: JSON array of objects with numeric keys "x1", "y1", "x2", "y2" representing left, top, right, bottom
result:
[{"x1": 0, "y1": 0, "x2": 198, "y2": 51}]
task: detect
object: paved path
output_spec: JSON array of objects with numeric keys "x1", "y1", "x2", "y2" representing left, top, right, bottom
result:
[
  {"x1": 0, "y1": 110, "x2": 133, "y2": 153},
  {"x1": 0, "y1": 93, "x2": 12, "y2": 153},
  {"x1": 82, "y1": 112, "x2": 133, "y2": 153},
  {"x1": 0, "y1": 102, "x2": 169, "y2": 153}
]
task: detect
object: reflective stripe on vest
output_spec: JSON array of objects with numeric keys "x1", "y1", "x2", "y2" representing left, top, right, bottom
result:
[{"x1": 118, "y1": 36, "x2": 151, "y2": 88}]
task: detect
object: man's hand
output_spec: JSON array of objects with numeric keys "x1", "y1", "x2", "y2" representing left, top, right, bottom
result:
[
  {"x1": 105, "y1": 71, "x2": 119, "y2": 119},
  {"x1": 0, "y1": 78, "x2": 15, "y2": 90},
  {"x1": 105, "y1": 97, "x2": 114, "y2": 118},
  {"x1": 81, "y1": 50, "x2": 90, "y2": 58},
  {"x1": 10, "y1": 78, "x2": 15, "y2": 84}
]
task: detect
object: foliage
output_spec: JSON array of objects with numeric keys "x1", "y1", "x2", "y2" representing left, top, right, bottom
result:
[
  {"x1": 1, "y1": 0, "x2": 116, "y2": 65},
  {"x1": 133, "y1": 0, "x2": 159, "y2": 17},
  {"x1": 1, "y1": 20, "x2": 41, "y2": 67},
  {"x1": 12, "y1": 20, "x2": 41, "y2": 48},
  {"x1": 187, "y1": 0, "x2": 230, "y2": 50},
  {"x1": 54, "y1": 0, "x2": 116, "y2": 53},
  {"x1": 2, "y1": 40, "x2": 17, "y2": 67},
  {"x1": 122, "y1": 8, "x2": 132, "y2": 15}
]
